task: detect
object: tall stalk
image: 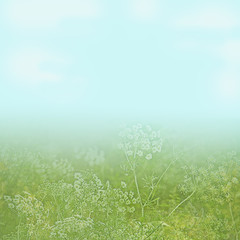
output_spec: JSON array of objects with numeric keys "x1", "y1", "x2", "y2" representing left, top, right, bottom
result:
[
  {"x1": 229, "y1": 202, "x2": 239, "y2": 240},
  {"x1": 124, "y1": 150, "x2": 145, "y2": 218}
]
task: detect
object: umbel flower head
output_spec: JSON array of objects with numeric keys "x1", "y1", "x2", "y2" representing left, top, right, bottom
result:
[{"x1": 119, "y1": 124, "x2": 163, "y2": 160}]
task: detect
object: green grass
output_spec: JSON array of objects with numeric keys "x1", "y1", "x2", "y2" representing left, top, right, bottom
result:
[{"x1": 0, "y1": 125, "x2": 240, "y2": 239}]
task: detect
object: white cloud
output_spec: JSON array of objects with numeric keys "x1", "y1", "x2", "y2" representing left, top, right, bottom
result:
[
  {"x1": 218, "y1": 40, "x2": 240, "y2": 64},
  {"x1": 5, "y1": 0, "x2": 102, "y2": 28},
  {"x1": 214, "y1": 70, "x2": 240, "y2": 102},
  {"x1": 175, "y1": 39, "x2": 205, "y2": 51},
  {"x1": 7, "y1": 48, "x2": 64, "y2": 84},
  {"x1": 208, "y1": 39, "x2": 240, "y2": 105},
  {"x1": 212, "y1": 40, "x2": 240, "y2": 103},
  {"x1": 130, "y1": 0, "x2": 160, "y2": 21},
  {"x1": 175, "y1": 6, "x2": 239, "y2": 29}
]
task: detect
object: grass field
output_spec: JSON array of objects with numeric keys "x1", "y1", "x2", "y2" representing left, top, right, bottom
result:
[{"x1": 1, "y1": 124, "x2": 240, "y2": 239}]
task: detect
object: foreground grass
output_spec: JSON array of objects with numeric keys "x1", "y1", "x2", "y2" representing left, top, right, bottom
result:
[{"x1": 0, "y1": 125, "x2": 240, "y2": 239}]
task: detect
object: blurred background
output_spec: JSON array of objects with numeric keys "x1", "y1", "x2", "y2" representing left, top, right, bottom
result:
[{"x1": 0, "y1": 0, "x2": 240, "y2": 144}]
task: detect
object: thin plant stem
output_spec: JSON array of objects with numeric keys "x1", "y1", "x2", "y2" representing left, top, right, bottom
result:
[
  {"x1": 167, "y1": 189, "x2": 196, "y2": 217},
  {"x1": 229, "y1": 202, "x2": 239, "y2": 240},
  {"x1": 17, "y1": 219, "x2": 21, "y2": 240},
  {"x1": 124, "y1": 150, "x2": 144, "y2": 218},
  {"x1": 133, "y1": 168, "x2": 144, "y2": 217},
  {"x1": 144, "y1": 160, "x2": 174, "y2": 206},
  {"x1": 144, "y1": 189, "x2": 196, "y2": 239}
]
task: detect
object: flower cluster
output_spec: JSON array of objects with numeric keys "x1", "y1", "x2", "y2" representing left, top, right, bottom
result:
[
  {"x1": 50, "y1": 216, "x2": 93, "y2": 239},
  {"x1": 74, "y1": 147, "x2": 105, "y2": 166},
  {"x1": 118, "y1": 124, "x2": 163, "y2": 161},
  {"x1": 3, "y1": 171, "x2": 139, "y2": 239}
]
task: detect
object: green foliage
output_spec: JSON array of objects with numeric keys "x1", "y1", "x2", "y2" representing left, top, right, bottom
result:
[{"x1": 1, "y1": 125, "x2": 240, "y2": 239}]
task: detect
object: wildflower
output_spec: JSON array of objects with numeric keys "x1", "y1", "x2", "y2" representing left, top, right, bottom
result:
[
  {"x1": 232, "y1": 177, "x2": 239, "y2": 184},
  {"x1": 142, "y1": 143, "x2": 150, "y2": 150},
  {"x1": 132, "y1": 198, "x2": 137, "y2": 204},
  {"x1": 152, "y1": 147, "x2": 157, "y2": 153},
  {"x1": 128, "y1": 207, "x2": 135, "y2": 213},
  {"x1": 8, "y1": 203, "x2": 15, "y2": 209},
  {"x1": 74, "y1": 173, "x2": 82, "y2": 179},
  {"x1": 137, "y1": 150, "x2": 143, "y2": 157},
  {"x1": 127, "y1": 150, "x2": 133, "y2": 156},
  {"x1": 151, "y1": 131, "x2": 157, "y2": 138},
  {"x1": 121, "y1": 181, "x2": 127, "y2": 188},
  {"x1": 145, "y1": 153, "x2": 152, "y2": 160},
  {"x1": 118, "y1": 207, "x2": 126, "y2": 213},
  {"x1": 157, "y1": 144, "x2": 162, "y2": 152},
  {"x1": 4, "y1": 196, "x2": 12, "y2": 201},
  {"x1": 129, "y1": 191, "x2": 134, "y2": 198}
]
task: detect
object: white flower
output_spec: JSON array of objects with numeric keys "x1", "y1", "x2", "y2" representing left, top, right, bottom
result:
[
  {"x1": 151, "y1": 131, "x2": 157, "y2": 138},
  {"x1": 152, "y1": 147, "x2": 157, "y2": 153},
  {"x1": 8, "y1": 203, "x2": 15, "y2": 209},
  {"x1": 145, "y1": 153, "x2": 152, "y2": 160},
  {"x1": 127, "y1": 150, "x2": 133, "y2": 156},
  {"x1": 74, "y1": 173, "x2": 82, "y2": 179},
  {"x1": 157, "y1": 145, "x2": 162, "y2": 152},
  {"x1": 121, "y1": 181, "x2": 127, "y2": 188},
  {"x1": 232, "y1": 177, "x2": 239, "y2": 184},
  {"x1": 137, "y1": 150, "x2": 143, "y2": 157},
  {"x1": 142, "y1": 143, "x2": 150, "y2": 150}
]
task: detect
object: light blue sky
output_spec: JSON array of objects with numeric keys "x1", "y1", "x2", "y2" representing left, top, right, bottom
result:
[{"x1": 1, "y1": 0, "x2": 240, "y2": 128}]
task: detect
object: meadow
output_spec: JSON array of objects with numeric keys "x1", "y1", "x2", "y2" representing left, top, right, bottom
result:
[{"x1": 0, "y1": 124, "x2": 240, "y2": 239}]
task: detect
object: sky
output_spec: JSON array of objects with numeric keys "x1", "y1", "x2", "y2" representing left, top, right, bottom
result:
[{"x1": 0, "y1": 0, "x2": 240, "y2": 131}]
